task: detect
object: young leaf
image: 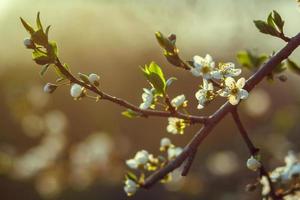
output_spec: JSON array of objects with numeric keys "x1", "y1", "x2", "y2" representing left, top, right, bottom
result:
[
  {"x1": 166, "y1": 77, "x2": 177, "y2": 87},
  {"x1": 142, "y1": 62, "x2": 166, "y2": 95},
  {"x1": 273, "y1": 10, "x2": 284, "y2": 33},
  {"x1": 32, "y1": 50, "x2": 50, "y2": 65},
  {"x1": 36, "y1": 12, "x2": 43, "y2": 31},
  {"x1": 47, "y1": 41, "x2": 58, "y2": 61},
  {"x1": 125, "y1": 171, "x2": 138, "y2": 182},
  {"x1": 287, "y1": 59, "x2": 300, "y2": 75},
  {"x1": 78, "y1": 73, "x2": 90, "y2": 84},
  {"x1": 20, "y1": 17, "x2": 35, "y2": 35},
  {"x1": 253, "y1": 20, "x2": 278, "y2": 37},
  {"x1": 122, "y1": 109, "x2": 141, "y2": 119},
  {"x1": 40, "y1": 64, "x2": 50, "y2": 76},
  {"x1": 31, "y1": 29, "x2": 48, "y2": 46}
]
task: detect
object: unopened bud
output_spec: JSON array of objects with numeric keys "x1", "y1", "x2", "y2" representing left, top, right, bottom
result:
[
  {"x1": 23, "y1": 38, "x2": 35, "y2": 49},
  {"x1": 88, "y1": 73, "x2": 100, "y2": 86},
  {"x1": 43, "y1": 83, "x2": 58, "y2": 93},
  {"x1": 278, "y1": 75, "x2": 287, "y2": 82}
]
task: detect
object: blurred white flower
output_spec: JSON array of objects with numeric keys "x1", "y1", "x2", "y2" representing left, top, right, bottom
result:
[
  {"x1": 171, "y1": 94, "x2": 186, "y2": 108},
  {"x1": 160, "y1": 137, "x2": 172, "y2": 149},
  {"x1": 124, "y1": 179, "x2": 139, "y2": 196},
  {"x1": 88, "y1": 73, "x2": 100, "y2": 86},
  {"x1": 166, "y1": 118, "x2": 186, "y2": 134},
  {"x1": 195, "y1": 79, "x2": 214, "y2": 109},
  {"x1": 211, "y1": 62, "x2": 241, "y2": 79},
  {"x1": 139, "y1": 88, "x2": 154, "y2": 110},
  {"x1": 260, "y1": 176, "x2": 271, "y2": 196},
  {"x1": 126, "y1": 150, "x2": 149, "y2": 169},
  {"x1": 70, "y1": 84, "x2": 84, "y2": 98},
  {"x1": 218, "y1": 77, "x2": 248, "y2": 105},
  {"x1": 190, "y1": 54, "x2": 215, "y2": 79},
  {"x1": 168, "y1": 147, "x2": 183, "y2": 160},
  {"x1": 246, "y1": 156, "x2": 261, "y2": 171}
]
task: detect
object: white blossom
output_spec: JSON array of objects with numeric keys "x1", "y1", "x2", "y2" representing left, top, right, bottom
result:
[
  {"x1": 168, "y1": 147, "x2": 183, "y2": 160},
  {"x1": 218, "y1": 77, "x2": 249, "y2": 105},
  {"x1": 190, "y1": 54, "x2": 215, "y2": 79},
  {"x1": 70, "y1": 84, "x2": 84, "y2": 98},
  {"x1": 247, "y1": 156, "x2": 261, "y2": 171},
  {"x1": 171, "y1": 94, "x2": 186, "y2": 108},
  {"x1": 211, "y1": 62, "x2": 242, "y2": 79},
  {"x1": 88, "y1": 73, "x2": 100, "y2": 86},
  {"x1": 195, "y1": 79, "x2": 214, "y2": 109},
  {"x1": 124, "y1": 179, "x2": 139, "y2": 196},
  {"x1": 166, "y1": 118, "x2": 186, "y2": 135},
  {"x1": 139, "y1": 88, "x2": 154, "y2": 110},
  {"x1": 126, "y1": 150, "x2": 149, "y2": 169}
]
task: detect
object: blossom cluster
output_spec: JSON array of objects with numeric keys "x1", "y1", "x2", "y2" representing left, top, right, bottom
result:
[
  {"x1": 260, "y1": 151, "x2": 300, "y2": 197},
  {"x1": 124, "y1": 138, "x2": 182, "y2": 196}
]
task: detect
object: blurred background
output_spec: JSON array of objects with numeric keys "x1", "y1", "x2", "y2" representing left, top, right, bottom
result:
[{"x1": 1, "y1": 0, "x2": 300, "y2": 199}]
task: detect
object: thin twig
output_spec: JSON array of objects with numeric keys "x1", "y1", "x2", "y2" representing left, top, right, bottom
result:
[
  {"x1": 231, "y1": 109, "x2": 280, "y2": 200},
  {"x1": 54, "y1": 58, "x2": 207, "y2": 124}
]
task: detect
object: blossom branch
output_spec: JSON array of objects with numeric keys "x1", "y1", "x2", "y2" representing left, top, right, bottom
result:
[
  {"x1": 141, "y1": 32, "x2": 300, "y2": 189},
  {"x1": 53, "y1": 58, "x2": 207, "y2": 124}
]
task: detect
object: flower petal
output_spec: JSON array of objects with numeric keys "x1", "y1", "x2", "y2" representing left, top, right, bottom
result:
[
  {"x1": 190, "y1": 68, "x2": 201, "y2": 77},
  {"x1": 236, "y1": 77, "x2": 246, "y2": 89},
  {"x1": 239, "y1": 89, "x2": 249, "y2": 99},
  {"x1": 227, "y1": 68, "x2": 242, "y2": 77},
  {"x1": 211, "y1": 70, "x2": 222, "y2": 79},
  {"x1": 228, "y1": 95, "x2": 240, "y2": 105},
  {"x1": 225, "y1": 77, "x2": 235, "y2": 88},
  {"x1": 205, "y1": 54, "x2": 213, "y2": 63}
]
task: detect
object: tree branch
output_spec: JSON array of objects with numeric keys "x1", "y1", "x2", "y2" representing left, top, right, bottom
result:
[
  {"x1": 231, "y1": 109, "x2": 280, "y2": 200},
  {"x1": 141, "y1": 32, "x2": 300, "y2": 189},
  {"x1": 53, "y1": 58, "x2": 207, "y2": 124}
]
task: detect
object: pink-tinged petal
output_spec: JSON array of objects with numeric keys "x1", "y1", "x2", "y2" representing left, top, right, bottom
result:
[
  {"x1": 239, "y1": 89, "x2": 249, "y2": 99},
  {"x1": 225, "y1": 77, "x2": 235, "y2": 88},
  {"x1": 228, "y1": 95, "x2": 240, "y2": 105},
  {"x1": 236, "y1": 77, "x2": 246, "y2": 89}
]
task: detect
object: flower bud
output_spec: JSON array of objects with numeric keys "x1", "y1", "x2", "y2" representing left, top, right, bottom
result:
[
  {"x1": 160, "y1": 137, "x2": 172, "y2": 151},
  {"x1": 88, "y1": 73, "x2": 100, "y2": 86},
  {"x1": 247, "y1": 156, "x2": 261, "y2": 171},
  {"x1": 70, "y1": 84, "x2": 83, "y2": 98},
  {"x1": 43, "y1": 83, "x2": 58, "y2": 93},
  {"x1": 23, "y1": 38, "x2": 35, "y2": 49},
  {"x1": 124, "y1": 179, "x2": 138, "y2": 196}
]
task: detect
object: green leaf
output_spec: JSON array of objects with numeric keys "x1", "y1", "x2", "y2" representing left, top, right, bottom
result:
[
  {"x1": 32, "y1": 50, "x2": 51, "y2": 65},
  {"x1": 36, "y1": 12, "x2": 43, "y2": 31},
  {"x1": 267, "y1": 13, "x2": 275, "y2": 28},
  {"x1": 273, "y1": 10, "x2": 284, "y2": 33},
  {"x1": 40, "y1": 64, "x2": 50, "y2": 76},
  {"x1": 253, "y1": 20, "x2": 278, "y2": 37},
  {"x1": 20, "y1": 17, "x2": 34, "y2": 35},
  {"x1": 78, "y1": 73, "x2": 90, "y2": 84},
  {"x1": 121, "y1": 109, "x2": 141, "y2": 119},
  {"x1": 142, "y1": 62, "x2": 166, "y2": 95},
  {"x1": 287, "y1": 59, "x2": 300, "y2": 75}
]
